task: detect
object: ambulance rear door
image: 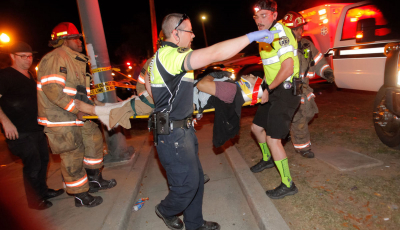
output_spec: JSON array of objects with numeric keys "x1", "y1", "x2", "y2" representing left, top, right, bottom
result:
[{"x1": 332, "y1": 1, "x2": 399, "y2": 91}]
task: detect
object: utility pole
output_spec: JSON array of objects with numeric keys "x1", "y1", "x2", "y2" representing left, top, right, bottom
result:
[
  {"x1": 76, "y1": 0, "x2": 134, "y2": 163},
  {"x1": 149, "y1": 0, "x2": 158, "y2": 54}
]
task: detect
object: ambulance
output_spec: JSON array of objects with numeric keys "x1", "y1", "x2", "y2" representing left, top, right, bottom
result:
[
  {"x1": 300, "y1": 1, "x2": 400, "y2": 149},
  {"x1": 300, "y1": 1, "x2": 399, "y2": 92}
]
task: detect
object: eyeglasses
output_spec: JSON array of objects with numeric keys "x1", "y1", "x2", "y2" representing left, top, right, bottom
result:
[
  {"x1": 14, "y1": 54, "x2": 33, "y2": 60},
  {"x1": 177, "y1": 29, "x2": 194, "y2": 34},
  {"x1": 253, "y1": 12, "x2": 273, "y2": 20},
  {"x1": 175, "y1": 14, "x2": 190, "y2": 30}
]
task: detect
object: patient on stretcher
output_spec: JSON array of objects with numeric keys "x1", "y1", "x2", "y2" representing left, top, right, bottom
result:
[{"x1": 74, "y1": 69, "x2": 263, "y2": 130}]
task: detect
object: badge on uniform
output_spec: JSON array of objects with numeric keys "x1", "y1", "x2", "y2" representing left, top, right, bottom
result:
[
  {"x1": 279, "y1": 36, "x2": 290, "y2": 47},
  {"x1": 177, "y1": 47, "x2": 190, "y2": 53},
  {"x1": 60, "y1": 67, "x2": 67, "y2": 74}
]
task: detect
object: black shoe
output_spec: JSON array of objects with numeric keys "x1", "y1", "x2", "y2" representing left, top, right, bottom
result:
[
  {"x1": 43, "y1": 188, "x2": 65, "y2": 200},
  {"x1": 155, "y1": 204, "x2": 184, "y2": 230},
  {"x1": 299, "y1": 150, "x2": 315, "y2": 158},
  {"x1": 204, "y1": 174, "x2": 210, "y2": 184},
  {"x1": 195, "y1": 221, "x2": 221, "y2": 230},
  {"x1": 74, "y1": 192, "x2": 103, "y2": 208},
  {"x1": 266, "y1": 182, "x2": 298, "y2": 199},
  {"x1": 86, "y1": 168, "x2": 117, "y2": 193},
  {"x1": 250, "y1": 158, "x2": 275, "y2": 173},
  {"x1": 29, "y1": 200, "x2": 53, "y2": 210}
]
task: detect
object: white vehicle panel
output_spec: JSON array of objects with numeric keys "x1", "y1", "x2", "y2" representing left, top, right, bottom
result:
[{"x1": 334, "y1": 57, "x2": 385, "y2": 91}]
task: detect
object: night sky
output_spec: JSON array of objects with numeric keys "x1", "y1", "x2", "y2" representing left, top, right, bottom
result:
[{"x1": 0, "y1": 0, "x2": 397, "y2": 65}]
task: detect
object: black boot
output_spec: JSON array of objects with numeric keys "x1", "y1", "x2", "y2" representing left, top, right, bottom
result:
[
  {"x1": 250, "y1": 158, "x2": 275, "y2": 173},
  {"x1": 299, "y1": 149, "x2": 315, "y2": 158},
  {"x1": 86, "y1": 168, "x2": 117, "y2": 193},
  {"x1": 74, "y1": 192, "x2": 103, "y2": 208},
  {"x1": 266, "y1": 182, "x2": 298, "y2": 199},
  {"x1": 155, "y1": 204, "x2": 184, "y2": 230}
]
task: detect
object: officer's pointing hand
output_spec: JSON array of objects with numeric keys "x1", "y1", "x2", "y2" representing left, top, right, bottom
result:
[{"x1": 247, "y1": 30, "x2": 281, "y2": 44}]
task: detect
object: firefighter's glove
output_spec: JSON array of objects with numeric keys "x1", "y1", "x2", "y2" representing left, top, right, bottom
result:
[
  {"x1": 75, "y1": 85, "x2": 94, "y2": 105},
  {"x1": 324, "y1": 70, "x2": 334, "y2": 83},
  {"x1": 247, "y1": 29, "x2": 281, "y2": 44}
]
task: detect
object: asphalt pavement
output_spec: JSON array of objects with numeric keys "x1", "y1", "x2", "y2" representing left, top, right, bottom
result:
[{"x1": 0, "y1": 122, "x2": 289, "y2": 230}]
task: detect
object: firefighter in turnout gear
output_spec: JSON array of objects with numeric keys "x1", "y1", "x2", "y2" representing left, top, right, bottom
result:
[
  {"x1": 37, "y1": 22, "x2": 116, "y2": 207},
  {"x1": 282, "y1": 11, "x2": 334, "y2": 158}
]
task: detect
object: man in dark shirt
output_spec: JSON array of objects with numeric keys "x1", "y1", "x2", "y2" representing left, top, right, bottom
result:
[{"x1": 0, "y1": 42, "x2": 64, "y2": 210}]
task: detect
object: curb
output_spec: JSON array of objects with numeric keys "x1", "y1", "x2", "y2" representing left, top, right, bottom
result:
[
  {"x1": 225, "y1": 146, "x2": 290, "y2": 230},
  {"x1": 101, "y1": 136, "x2": 153, "y2": 230}
]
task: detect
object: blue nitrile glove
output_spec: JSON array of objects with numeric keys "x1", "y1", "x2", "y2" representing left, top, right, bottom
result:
[{"x1": 246, "y1": 29, "x2": 281, "y2": 44}]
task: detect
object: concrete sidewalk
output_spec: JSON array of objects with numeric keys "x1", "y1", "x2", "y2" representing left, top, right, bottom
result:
[
  {"x1": 0, "y1": 123, "x2": 289, "y2": 230},
  {"x1": 128, "y1": 123, "x2": 289, "y2": 230}
]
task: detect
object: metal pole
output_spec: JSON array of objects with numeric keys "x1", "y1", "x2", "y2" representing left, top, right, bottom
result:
[
  {"x1": 76, "y1": 0, "x2": 134, "y2": 163},
  {"x1": 201, "y1": 20, "x2": 208, "y2": 47},
  {"x1": 149, "y1": 0, "x2": 158, "y2": 54}
]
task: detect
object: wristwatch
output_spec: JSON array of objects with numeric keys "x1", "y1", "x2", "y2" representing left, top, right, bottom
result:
[{"x1": 265, "y1": 83, "x2": 274, "y2": 94}]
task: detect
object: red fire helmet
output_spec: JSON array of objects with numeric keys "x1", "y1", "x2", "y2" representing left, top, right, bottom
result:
[
  {"x1": 282, "y1": 11, "x2": 307, "y2": 29},
  {"x1": 51, "y1": 22, "x2": 81, "y2": 41}
]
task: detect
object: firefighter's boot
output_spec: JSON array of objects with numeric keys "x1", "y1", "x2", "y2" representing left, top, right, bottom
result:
[
  {"x1": 86, "y1": 168, "x2": 117, "y2": 193},
  {"x1": 74, "y1": 192, "x2": 103, "y2": 208}
]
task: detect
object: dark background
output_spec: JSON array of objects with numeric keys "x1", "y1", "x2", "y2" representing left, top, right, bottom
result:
[{"x1": 0, "y1": 0, "x2": 398, "y2": 66}]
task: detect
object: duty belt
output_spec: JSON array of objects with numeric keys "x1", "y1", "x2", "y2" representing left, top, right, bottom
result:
[{"x1": 170, "y1": 118, "x2": 193, "y2": 130}]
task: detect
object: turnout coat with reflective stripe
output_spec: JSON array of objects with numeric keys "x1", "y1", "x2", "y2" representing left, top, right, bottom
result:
[
  {"x1": 37, "y1": 45, "x2": 90, "y2": 127},
  {"x1": 259, "y1": 22, "x2": 300, "y2": 85}
]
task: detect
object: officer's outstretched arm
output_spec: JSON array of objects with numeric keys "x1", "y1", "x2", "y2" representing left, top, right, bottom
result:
[
  {"x1": 185, "y1": 35, "x2": 250, "y2": 71},
  {"x1": 185, "y1": 29, "x2": 279, "y2": 71}
]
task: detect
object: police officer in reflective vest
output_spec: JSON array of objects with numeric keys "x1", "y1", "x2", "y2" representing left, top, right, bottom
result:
[
  {"x1": 282, "y1": 11, "x2": 335, "y2": 158},
  {"x1": 250, "y1": 0, "x2": 301, "y2": 199},
  {"x1": 149, "y1": 13, "x2": 279, "y2": 230},
  {"x1": 37, "y1": 22, "x2": 116, "y2": 208}
]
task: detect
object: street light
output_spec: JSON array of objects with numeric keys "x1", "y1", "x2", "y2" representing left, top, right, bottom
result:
[{"x1": 201, "y1": 16, "x2": 208, "y2": 47}]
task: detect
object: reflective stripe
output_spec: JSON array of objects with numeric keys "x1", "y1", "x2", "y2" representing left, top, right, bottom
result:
[
  {"x1": 38, "y1": 117, "x2": 84, "y2": 127},
  {"x1": 83, "y1": 157, "x2": 103, "y2": 165},
  {"x1": 314, "y1": 53, "x2": 323, "y2": 65},
  {"x1": 65, "y1": 174, "x2": 88, "y2": 187},
  {"x1": 277, "y1": 45, "x2": 294, "y2": 57},
  {"x1": 294, "y1": 141, "x2": 311, "y2": 149},
  {"x1": 64, "y1": 100, "x2": 76, "y2": 112},
  {"x1": 86, "y1": 88, "x2": 90, "y2": 95},
  {"x1": 182, "y1": 77, "x2": 194, "y2": 83},
  {"x1": 294, "y1": 50, "x2": 297, "y2": 56},
  {"x1": 307, "y1": 72, "x2": 315, "y2": 78},
  {"x1": 320, "y1": 64, "x2": 330, "y2": 76},
  {"x1": 41, "y1": 74, "x2": 66, "y2": 86},
  {"x1": 37, "y1": 83, "x2": 42, "y2": 91},
  {"x1": 307, "y1": 92, "x2": 315, "y2": 101},
  {"x1": 138, "y1": 76, "x2": 145, "y2": 84},
  {"x1": 340, "y1": 47, "x2": 384, "y2": 56},
  {"x1": 139, "y1": 91, "x2": 149, "y2": 97},
  {"x1": 151, "y1": 83, "x2": 166, "y2": 88},
  {"x1": 301, "y1": 97, "x2": 305, "y2": 104},
  {"x1": 63, "y1": 87, "x2": 77, "y2": 96},
  {"x1": 274, "y1": 23, "x2": 287, "y2": 38},
  {"x1": 262, "y1": 56, "x2": 280, "y2": 65},
  {"x1": 300, "y1": 73, "x2": 304, "y2": 78}
]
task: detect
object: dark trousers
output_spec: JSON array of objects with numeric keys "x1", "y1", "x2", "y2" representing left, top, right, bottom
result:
[
  {"x1": 156, "y1": 127, "x2": 204, "y2": 230},
  {"x1": 6, "y1": 131, "x2": 49, "y2": 207}
]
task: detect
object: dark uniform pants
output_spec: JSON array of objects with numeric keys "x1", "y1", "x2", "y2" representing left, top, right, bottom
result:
[
  {"x1": 156, "y1": 127, "x2": 204, "y2": 230},
  {"x1": 44, "y1": 121, "x2": 104, "y2": 194},
  {"x1": 6, "y1": 131, "x2": 49, "y2": 207},
  {"x1": 290, "y1": 88, "x2": 318, "y2": 152}
]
